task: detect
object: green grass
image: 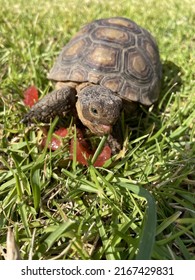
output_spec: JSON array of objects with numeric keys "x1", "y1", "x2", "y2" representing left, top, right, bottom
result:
[{"x1": 0, "y1": 0, "x2": 195, "y2": 260}]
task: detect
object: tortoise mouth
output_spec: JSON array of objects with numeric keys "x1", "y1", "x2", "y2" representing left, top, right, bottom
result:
[{"x1": 90, "y1": 123, "x2": 112, "y2": 135}]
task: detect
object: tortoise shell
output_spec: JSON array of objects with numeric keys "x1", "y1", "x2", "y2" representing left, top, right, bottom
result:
[{"x1": 48, "y1": 17, "x2": 161, "y2": 106}]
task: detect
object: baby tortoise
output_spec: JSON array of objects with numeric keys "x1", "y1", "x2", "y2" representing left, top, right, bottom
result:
[{"x1": 23, "y1": 17, "x2": 161, "y2": 151}]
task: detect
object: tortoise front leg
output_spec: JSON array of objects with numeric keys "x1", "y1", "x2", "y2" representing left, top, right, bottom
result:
[
  {"x1": 107, "y1": 120, "x2": 123, "y2": 155},
  {"x1": 22, "y1": 86, "x2": 77, "y2": 123}
]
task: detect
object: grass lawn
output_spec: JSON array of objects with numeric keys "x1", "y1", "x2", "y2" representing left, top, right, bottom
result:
[{"x1": 0, "y1": 0, "x2": 195, "y2": 260}]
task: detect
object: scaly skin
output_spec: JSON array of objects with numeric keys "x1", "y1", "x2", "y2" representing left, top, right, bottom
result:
[
  {"x1": 76, "y1": 85, "x2": 122, "y2": 135},
  {"x1": 22, "y1": 86, "x2": 76, "y2": 123},
  {"x1": 23, "y1": 84, "x2": 122, "y2": 136}
]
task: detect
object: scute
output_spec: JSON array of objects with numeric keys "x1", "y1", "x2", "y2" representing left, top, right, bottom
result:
[
  {"x1": 85, "y1": 45, "x2": 120, "y2": 72},
  {"x1": 62, "y1": 39, "x2": 86, "y2": 60},
  {"x1": 47, "y1": 17, "x2": 161, "y2": 106},
  {"x1": 91, "y1": 26, "x2": 135, "y2": 47}
]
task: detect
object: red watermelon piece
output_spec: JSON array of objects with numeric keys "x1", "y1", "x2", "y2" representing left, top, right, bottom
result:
[{"x1": 23, "y1": 86, "x2": 39, "y2": 107}]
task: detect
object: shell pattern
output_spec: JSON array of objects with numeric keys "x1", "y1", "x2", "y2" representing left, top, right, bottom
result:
[{"x1": 48, "y1": 17, "x2": 161, "y2": 106}]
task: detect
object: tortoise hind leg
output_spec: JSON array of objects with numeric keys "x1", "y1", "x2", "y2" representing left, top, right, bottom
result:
[{"x1": 22, "y1": 86, "x2": 77, "y2": 123}]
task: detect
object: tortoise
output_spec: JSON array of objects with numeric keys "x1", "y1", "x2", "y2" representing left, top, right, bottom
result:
[{"x1": 23, "y1": 17, "x2": 161, "y2": 147}]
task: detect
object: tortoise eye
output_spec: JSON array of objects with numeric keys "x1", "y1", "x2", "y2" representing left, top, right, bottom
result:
[{"x1": 90, "y1": 107, "x2": 99, "y2": 116}]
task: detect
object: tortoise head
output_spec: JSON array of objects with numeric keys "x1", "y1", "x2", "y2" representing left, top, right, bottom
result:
[{"x1": 76, "y1": 85, "x2": 122, "y2": 135}]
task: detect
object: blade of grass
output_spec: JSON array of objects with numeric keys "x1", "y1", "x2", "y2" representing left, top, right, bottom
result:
[
  {"x1": 118, "y1": 181, "x2": 157, "y2": 260},
  {"x1": 29, "y1": 117, "x2": 59, "y2": 211},
  {"x1": 156, "y1": 223, "x2": 195, "y2": 246},
  {"x1": 40, "y1": 220, "x2": 75, "y2": 251},
  {"x1": 94, "y1": 208, "x2": 116, "y2": 260},
  {"x1": 175, "y1": 237, "x2": 192, "y2": 260},
  {"x1": 156, "y1": 211, "x2": 182, "y2": 235},
  {"x1": 91, "y1": 135, "x2": 108, "y2": 165},
  {"x1": 30, "y1": 169, "x2": 41, "y2": 213},
  {"x1": 18, "y1": 203, "x2": 31, "y2": 237},
  {"x1": 72, "y1": 125, "x2": 77, "y2": 171}
]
